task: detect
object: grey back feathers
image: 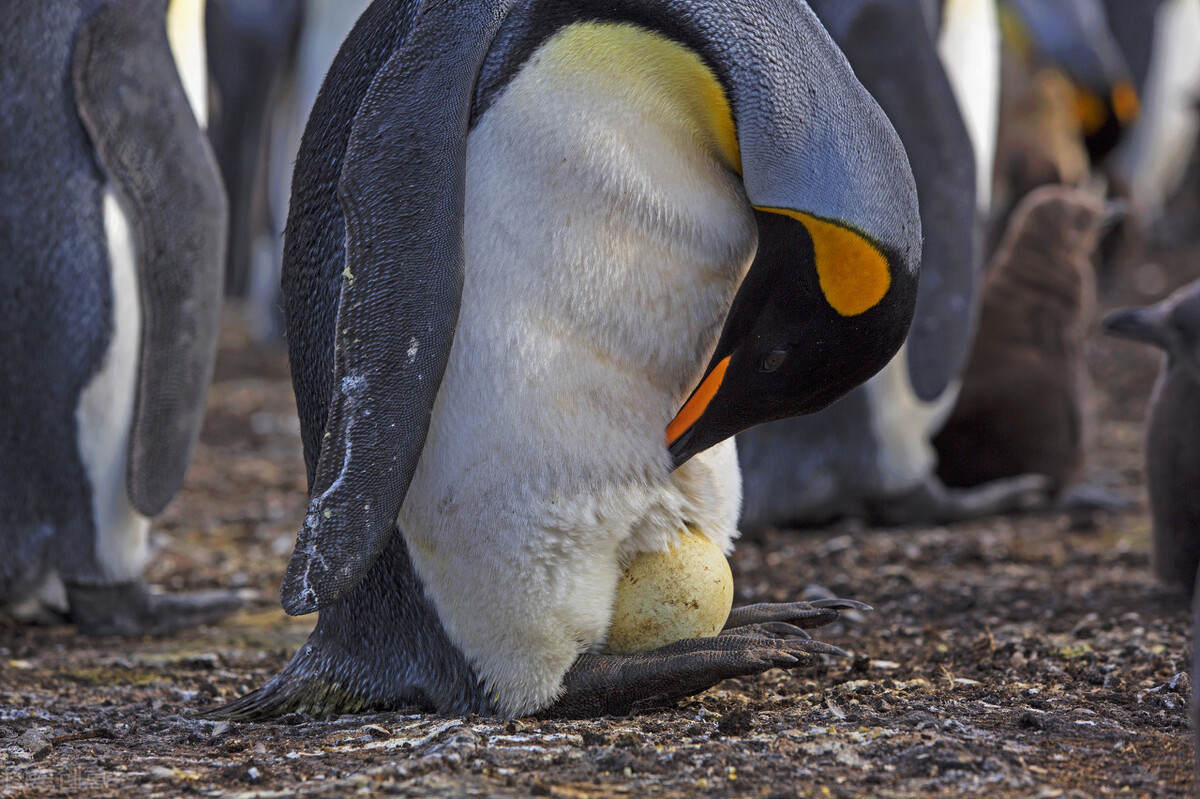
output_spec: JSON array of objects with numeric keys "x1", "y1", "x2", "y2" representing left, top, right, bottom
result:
[
  {"x1": 1100, "y1": 0, "x2": 1167, "y2": 92},
  {"x1": 1103, "y1": 280, "x2": 1200, "y2": 593}
]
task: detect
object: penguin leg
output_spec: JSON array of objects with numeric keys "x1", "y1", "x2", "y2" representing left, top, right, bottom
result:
[
  {"x1": 544, "y1": 634, "x2": 847, "y2": 719},
  {"x1": 64, "y1": 581, "x2": 242, "y2": 637},
  {"x1": 868, "y1": 473, "x2": 1051, "y2": 525}
]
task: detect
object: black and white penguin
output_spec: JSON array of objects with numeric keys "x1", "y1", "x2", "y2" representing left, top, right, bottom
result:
[
  {"x1": 1002, "y1": 0, "x2": 1139, "y2": 165},
  {"x1": 213, "y1": 0, "x2": 921, "y2": 720},
  {"x1": 738, "y1": 0, "x2": 1045, "y2": 528},
  {"x1": 1110, "y1": 0, "x2": 1200, "y2": 221},
  {"x1": 1102, "y1": 280, "x2": 1200, "y2": 595},
  {"x1": 204, "y1": 0, "x2": 305, "y2": 300},
  {"x1": 0, "y1": 0, "x2": 235, "y2": 635}
]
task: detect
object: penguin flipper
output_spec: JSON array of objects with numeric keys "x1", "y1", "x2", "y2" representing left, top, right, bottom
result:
[
  {"x1": 280, "y1": 3, "x2": 505, "y2": 616},
  {"x1": 73, "y1": 0, "x2": 227, "y2": 517},
  {"x1": 813, "y1": 0, "x2": 981, "y2": 402}
]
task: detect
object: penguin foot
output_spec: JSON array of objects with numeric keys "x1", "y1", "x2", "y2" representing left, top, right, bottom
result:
[
  {"x1": 1056, "y1": 483, "x2": 1132, "y2": 514},
  {"x1": 871, "y1": 474, "x2": 1052, "y2": 525},
  {"x1": 66, "y1": 581, "x2": 242, "y2": 637},
  {"x1": 545, "y1": 599, "x2": 865, "y2": 718},
  {"x1": 545, "y1": 635, "x2": 848, "y2": 718}
]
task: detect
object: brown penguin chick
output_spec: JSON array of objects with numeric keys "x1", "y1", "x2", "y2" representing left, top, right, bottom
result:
[{"x1": 934, "y1": 185, "x2": 1104, "y2": 492}]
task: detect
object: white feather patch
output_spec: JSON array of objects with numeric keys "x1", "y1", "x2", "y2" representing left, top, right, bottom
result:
[{"x1": 75, "y1": 189, "x2": 150, "y2": 582}]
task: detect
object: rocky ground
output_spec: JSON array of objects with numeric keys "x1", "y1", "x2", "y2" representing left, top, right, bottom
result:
[{"x1": 1, "y1": 239, "x2": 1197, "y2": 798}]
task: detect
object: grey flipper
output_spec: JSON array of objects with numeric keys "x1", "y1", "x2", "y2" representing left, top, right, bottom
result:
[
  {"x1": 73, "y1": 0, "x2": 228, "y2": 517},
  {"x1": 279, "y1": 0, "x2": 505, "y2": 616},
  {"x1": 810, "y1": 0, "x2": 979, "y2": 400}
]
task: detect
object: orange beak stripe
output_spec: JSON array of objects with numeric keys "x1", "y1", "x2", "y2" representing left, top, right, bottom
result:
[{"x1": 666, "y1": 355, "x2": 732, "y2": 445}]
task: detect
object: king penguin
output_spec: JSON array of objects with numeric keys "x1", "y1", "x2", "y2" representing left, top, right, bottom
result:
[
  {"x1": 738, "y1": 0, "x2": 1045, "y2": 528},
  {"x1": 0, "y1": 0, "x2": 234, "y2": 635},
  {"x1": 212, "y1": 0, "x2": 921, "y2": 720},
  {"x1": 1102, "y1": 280, "x2": 1200, "y2": 595},
  {"x1": 1001, "y1": 0, "x2": 1140, "y2": 166},
  {"x1": 1110, "y1": 0, "x2": 1200, "y2": 222}
]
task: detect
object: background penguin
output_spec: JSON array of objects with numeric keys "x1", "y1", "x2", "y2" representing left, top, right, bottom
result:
[
  {"x1": 0, "y1": 0, "x2": 234, "y2": 635},
  {"x1": 204, "y1": 0, "x2": 305, "y2": 301},
  {"x1": 1102, "y1": 280, "x2": 1200, "y2": 594},
  {"x1": 738, "y1": 0, "x2": 1043, "y2": 528},
  {"x1": 212, "y1": 0, "x2": 921, "y2": 720},
  {"x1": 1110, "y1": 0, "x2": 1200, "y2": 229},
  {"x1": 205, "y1": 0, "x2": 371, "y2": 342},
  {"x1": 1001, "y1": 0, "x2": 1139, "y2": 166},
  {"x1": 934, "y1": 186, "x2": 1106, "y2": 496}
]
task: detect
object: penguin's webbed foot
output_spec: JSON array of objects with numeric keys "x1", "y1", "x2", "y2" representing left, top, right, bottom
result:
[
  {"x1": 544, "y1": 599, "x2": 863, "y2": 718},
  {"x1": 66, "y1": 580, "x2": 242, "y2": 637}
]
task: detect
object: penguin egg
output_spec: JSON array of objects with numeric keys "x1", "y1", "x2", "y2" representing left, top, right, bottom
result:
[{"x1": 605, "y1": 530, "x2": 734, "y2": 654}]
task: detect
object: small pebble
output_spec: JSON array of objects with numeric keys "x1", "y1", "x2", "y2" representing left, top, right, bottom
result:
[{"x1": 17, "y1": 729, "x2": 52, "y2": 761}]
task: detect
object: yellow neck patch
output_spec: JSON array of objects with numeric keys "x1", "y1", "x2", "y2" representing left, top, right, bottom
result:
[
  {"x1": 759, "y1": 208, "x2": 892, "y2": 317},
  {"x1": 545, "y1": 22, "x2": 742, "y2": 174}
]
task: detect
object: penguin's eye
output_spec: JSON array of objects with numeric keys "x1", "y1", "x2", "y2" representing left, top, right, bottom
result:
[{"x1": 760, "y1": 349, "x2": 788, "y2": 373}]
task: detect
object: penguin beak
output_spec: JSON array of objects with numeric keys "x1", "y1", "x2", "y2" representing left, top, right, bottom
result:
[{"x1": 1102, "y1": 307, "x2": 1168, "y2": 349}]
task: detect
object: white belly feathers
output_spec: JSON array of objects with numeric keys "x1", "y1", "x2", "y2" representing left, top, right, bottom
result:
[{"x1": 395, "y1": 24, "x2": 758, "y2": 714}]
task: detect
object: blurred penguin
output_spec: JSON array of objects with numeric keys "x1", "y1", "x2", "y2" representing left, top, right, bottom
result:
[
  {"x1": 1103, "y1": 280, "x2": 1200, "y2": 594},
  {"x1": 205, "y1": 0, "x2": 305, "y2": 301},
  {"x1": 1002, "y1": 0, "x2": 1139, "y2": 166},
  {"x1": 207, "y1": 0, "x2": 370, "y2": 341},
  {"x1": 0, "y1": 0, "x2": 236, "y2": 635},
  {"x1": 738, "y1": 0, "x2": 1049, "y2": 529},
  {"x1": 1110, "y1": 0, "x2": 1200, "y2": 230},
  {"x1": 935, "y1": 186, "x2": 1108, "y2": 500}
]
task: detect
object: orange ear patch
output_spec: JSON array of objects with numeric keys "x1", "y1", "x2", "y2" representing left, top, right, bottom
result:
[
  {"x1": 759, "y1": 208, "x2": 892, "y2": 317},
  {"x1": 1111, "y1": 80, "x2": 1140, "y2": 125},
  {"x1": 666, "y1": 355, "x2": 731, "y2": 444}
]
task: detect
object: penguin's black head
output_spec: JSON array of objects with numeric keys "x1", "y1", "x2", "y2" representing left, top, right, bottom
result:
[
  {"x1": 667, "y1": 208, "x2": 918, "y2": 466},
  {"x1": 1103, "y1": 281, "x2": 1200, "y2": 384}
]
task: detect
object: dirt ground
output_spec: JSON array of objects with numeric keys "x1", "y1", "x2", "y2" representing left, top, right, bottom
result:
[{"x1": 2, "y1": 238, "x2": 1198, "y2": 798}]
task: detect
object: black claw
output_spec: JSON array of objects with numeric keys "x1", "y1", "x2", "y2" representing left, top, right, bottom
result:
[{"x1": 720, "y1": 621, "x2": 812, "y2": 639}]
